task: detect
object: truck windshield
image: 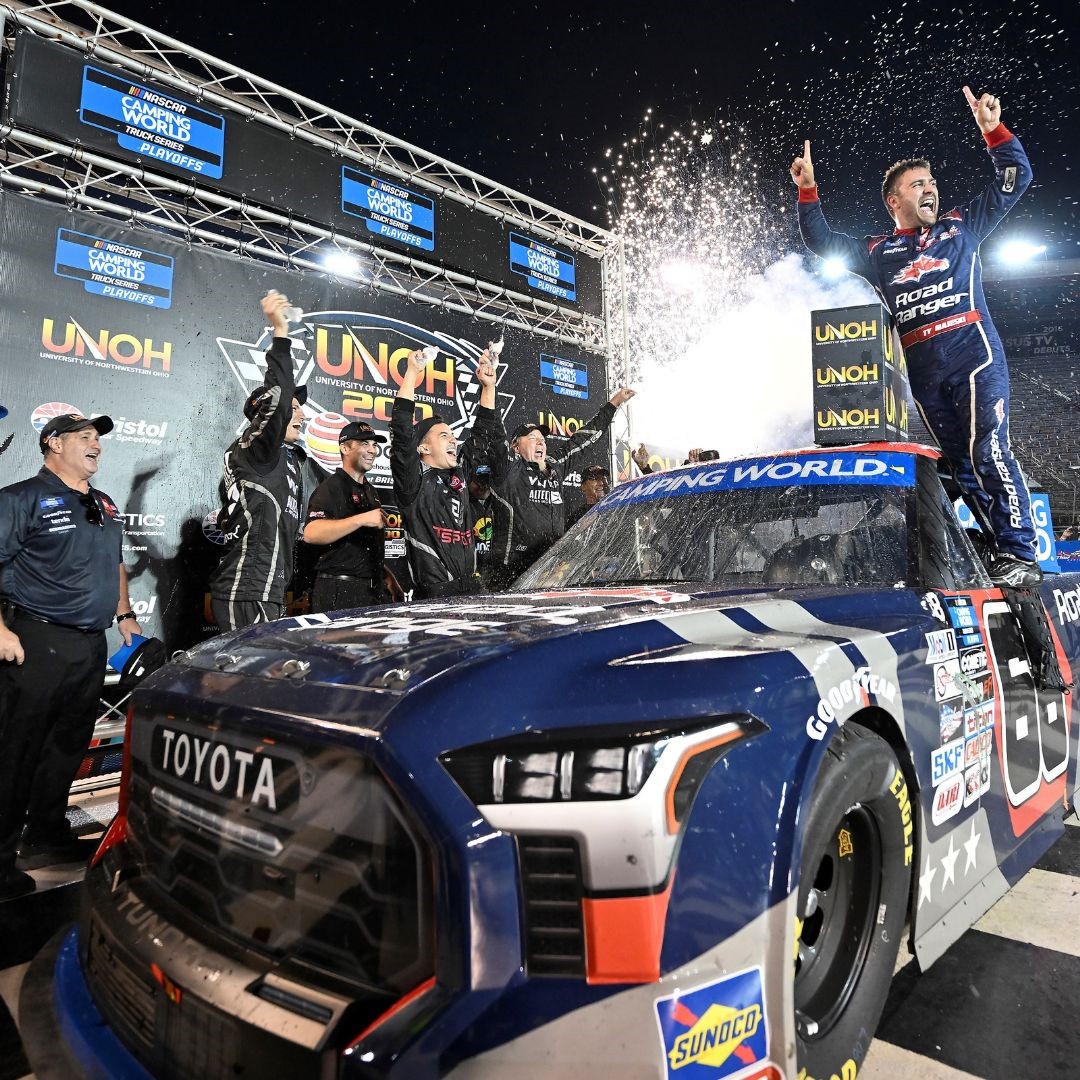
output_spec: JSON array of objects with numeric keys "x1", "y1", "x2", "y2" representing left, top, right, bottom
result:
[{"x1": 518, "y1": 474, "x2": 914, "y2": 591}]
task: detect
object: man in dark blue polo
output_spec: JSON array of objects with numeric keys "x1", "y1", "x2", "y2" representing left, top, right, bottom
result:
[{"x1": 0, "y1": 413, "x2": 141, "y2": 901}]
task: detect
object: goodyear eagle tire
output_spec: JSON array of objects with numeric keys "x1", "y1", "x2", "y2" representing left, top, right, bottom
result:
[{"x1": 794, "y1": 723, "x2": 912, "y2": 1080}]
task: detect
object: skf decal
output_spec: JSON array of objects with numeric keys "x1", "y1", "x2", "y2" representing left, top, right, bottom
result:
[{"x1": 654, "y1": 967, "x2": 767, "y2": 1078}]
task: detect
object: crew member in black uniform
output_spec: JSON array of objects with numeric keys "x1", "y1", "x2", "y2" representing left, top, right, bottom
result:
[
  {"x1": 303, "y1": 421, "x2": 389, "y2": 612},
  {"x1": 565, "y1": 464, "x2": 611, "y2": 529},
  {"x1": 390, "y1": 348, "x2": 501, "y2": 599},
  {"x1": 487, "y1": 386, "x2": 635, "y2": 588},
  {"x1": 469, "y1": 465, "x2": 495, "y2": 578},
  {"x1": 210, "y1": 291, "x2": 309, "y2": 631},
  {"x1": 0, "y1": 412, "x2": 142, "y2": 900}
]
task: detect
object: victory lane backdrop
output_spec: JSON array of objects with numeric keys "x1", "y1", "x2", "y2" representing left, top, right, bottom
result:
[{"x1": 0, "y1": 189, "x2": 610, "y2": 653}]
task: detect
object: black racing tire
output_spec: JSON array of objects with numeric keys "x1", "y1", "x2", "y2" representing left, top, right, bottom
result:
[{"x1": 795, "y1": 723, "x2": 912, "y2": 1080}]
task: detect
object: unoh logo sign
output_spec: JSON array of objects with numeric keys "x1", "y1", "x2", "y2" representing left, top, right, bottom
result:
[{"x1": 654, "y1": 967, "x2": 768, "y2": 1078}]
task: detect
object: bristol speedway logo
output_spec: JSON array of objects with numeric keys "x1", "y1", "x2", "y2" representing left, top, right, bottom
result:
[
  {"x1": 202, "y1": 509, "x2": 230, "y2": 546},
  {"x1": 216, "y1": 311, "x2": 516, "y2": 475},
  {"x1": 891, "y1": 255, "x2": 950, "y2": 284},
  {"x1": 31, "y1": 401, "x2": 83, "y2": 433}
]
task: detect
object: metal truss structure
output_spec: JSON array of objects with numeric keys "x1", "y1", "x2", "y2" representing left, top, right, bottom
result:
[{"x1": 0, "y1": 0, "x2": 628, "y2": 362}]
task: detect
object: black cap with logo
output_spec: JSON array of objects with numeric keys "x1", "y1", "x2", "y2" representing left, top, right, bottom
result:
[
  {"x1": 510, "y1": 421, "x2": 550, "y2": 442},
  {"x1": 38, "y1": 413, "x2": 114, "y2": 454},
  {"x1": 339, "y1": 421, "x2": 387, "y2": 445}
]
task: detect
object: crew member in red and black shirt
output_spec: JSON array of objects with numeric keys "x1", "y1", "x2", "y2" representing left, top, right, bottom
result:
[
  {"x1": 303, "y1": 421, "x2": 389, "y2": 612},
  {"x1": 390, "y1": 348, "x2": 501, "y2": 599},
  {"x1": 0, "y1": 413, "x2": 142, "y2": 900}
]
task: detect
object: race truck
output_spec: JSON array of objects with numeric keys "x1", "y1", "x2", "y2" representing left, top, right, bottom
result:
[{"x1": 29, "y1": 441, "x2": 1078, "y2": 1080}]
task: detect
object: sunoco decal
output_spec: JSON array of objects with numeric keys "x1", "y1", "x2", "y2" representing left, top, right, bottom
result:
[
  {"x1": 602, "y1": 452, "x2": 916, "y2": 510},
  {"x1": 79, "y1": 65, "x2": 225, "y2": 178},
  {"x1": 654, "y1": 967, "x2": 767, "y2": 1078}
]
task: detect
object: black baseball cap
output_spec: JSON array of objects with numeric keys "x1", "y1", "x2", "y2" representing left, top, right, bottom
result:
[
  {"x1": 414, "y1": 413, "x2": 448, "y2": 444},
  {"x1": 510, "y1": 421, "x2": 550, "y2": 442},
  {"x1": 339, "y1": 421, "x2": 387, "y2": 445},
  {"x1": 243, "y1": 383, "x2": 308, "y2": 421},
  {"x1": 38, "y1": 413, "x2": 114, "y2": 453},
  {"x1": 580, "y1": 465, "x2": 610, "y2": 482}
]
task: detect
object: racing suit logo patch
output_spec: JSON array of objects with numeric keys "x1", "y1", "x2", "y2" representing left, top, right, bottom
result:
[
  {"x1": 1002, "y1": 167, "x2": 1017, "y2": 194},
  {"x1": 891, "y1": 254, "x2": 950, "y2": 284}
]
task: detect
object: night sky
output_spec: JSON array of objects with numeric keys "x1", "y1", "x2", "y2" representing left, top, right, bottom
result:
[{"x1": 96, "y1": 0, "x2": 1078, "y2": 255}]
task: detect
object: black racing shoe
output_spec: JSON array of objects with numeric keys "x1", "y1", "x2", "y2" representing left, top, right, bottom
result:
[
  {"x1": 988, "y1": 554, "x2": 1043, "y2": 588},
  {"x1": 0, "y1": 868, "x2": 36, "y2": 902}
]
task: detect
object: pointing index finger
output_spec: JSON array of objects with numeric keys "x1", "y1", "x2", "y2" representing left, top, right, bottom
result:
[
  {"x1": 803, "y1": 139, "x2": 812, "y2": 163},
  {"x1": 962, "y1": 85, "x2": 979, "y2": 107}
]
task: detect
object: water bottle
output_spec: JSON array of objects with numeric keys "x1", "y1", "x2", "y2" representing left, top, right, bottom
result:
[
  {"x1": 421, "y1": 346, "x2": 440, "y2": 362},
  {"x1": 488, "y1": 337, "x2": 505, "y2": 357},
  {"x1": 282, "y1": 304, "x2": 304, "y2": 323}
]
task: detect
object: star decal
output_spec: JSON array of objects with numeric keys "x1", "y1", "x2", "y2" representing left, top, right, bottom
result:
[
  {"x1": 940, "y1": 836, "x2": 960, "y2": 887},
  {"x1": 918, "y1": 858, "x2": 937, "y2": 909},
  {"x1": 963, "y1": 819, "x2": 982, "y2": 873}
]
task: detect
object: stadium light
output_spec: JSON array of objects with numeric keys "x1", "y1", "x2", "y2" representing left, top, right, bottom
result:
[
  {"x1": 322, "y1": 251, "x2": 363, "y2": 277},
  {"x1": 998, "y1": 240, "x2": 1046, "y2": 264},
  {"x1": 822, "y1": 258, "x2": 847, "y2": 279}
]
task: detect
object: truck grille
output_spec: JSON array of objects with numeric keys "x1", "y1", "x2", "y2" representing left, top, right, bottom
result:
[
  {"x1": 126, "y1": 716, "x2": 433, "y2": 994},
  {"x1": 517, "y1": 835, "x2": 586, "y2": 977},
  {"x1": 86, "y1": 915, "x2": 242, "y2": 1080}
]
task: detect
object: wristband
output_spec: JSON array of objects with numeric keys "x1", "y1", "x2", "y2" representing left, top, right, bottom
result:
[{"x1": 116, "y1": 611, "x2": 137, "y2": 624}]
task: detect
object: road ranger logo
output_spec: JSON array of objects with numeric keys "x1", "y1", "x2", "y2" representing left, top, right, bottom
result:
[
  {"x1": 894, "y1": 277, "x2": 969, "y2": 325},
  {"x1": 891, "y1": 254, "x2": 950, "y2": 284},
  {"x1": 157, "y1": 728, "x2": 278, "y2": 810}
]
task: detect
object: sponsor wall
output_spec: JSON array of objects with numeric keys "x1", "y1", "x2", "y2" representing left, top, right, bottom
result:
[{"x1": 0, "y1": 191, "x2": 610, "y2": 652}]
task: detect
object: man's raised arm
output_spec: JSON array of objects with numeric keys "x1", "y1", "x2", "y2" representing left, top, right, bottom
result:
[
  {"x1": 960, "y1": 86, "x2": 1032, "y2": 241},
  {"x1": 791, "y1": 139, "x2": 873, "y2": 278}
]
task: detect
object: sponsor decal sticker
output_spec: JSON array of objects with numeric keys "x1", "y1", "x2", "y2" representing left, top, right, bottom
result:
[
  {"x1": 931, "y1": 775, "x2": 964, "y2": 826},
  {"x1": 604, "y1": 452, "x2": 917, "y2": 511},
  {"x1": 939, "y1": 702, "x2": 964, "y2": 744},
  {"x1": 931, "y1": 738, "x2": 965, "y2": 785},
  {"x1": 960, "y1": 646, "x2": 987, "y2": 676},
  {"x1": 837, "y1": 828, "x2": 854, "y2": 858},
  {"x1": 1053, "y1": 586, "x2": 1080, "y2": 626},
  {"x1": 964, "y1": 760, "x2": 990, "y2": 806},
  {"x1": 805, "y1": 668, "x2": 898, "y2": 740},
  {"x1": 933, "y1": 658, "x2": 962, "y2": 702},
  {"x1": 654, "y1": 967, "x2": 767, "y2": 1078},
  {"x1": 925, "y1": 628, "x2": 958, "y2": 663}
]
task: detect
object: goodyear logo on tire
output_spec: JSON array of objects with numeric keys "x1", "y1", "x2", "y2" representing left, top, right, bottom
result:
[{"x1": 654, "y1": 967, "x2": 768, "y2": 1077}]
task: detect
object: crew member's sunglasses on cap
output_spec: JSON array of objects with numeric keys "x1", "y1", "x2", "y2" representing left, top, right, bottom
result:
[{"x1": 79, "y1": 490, "x2": 104, "y2": 528}]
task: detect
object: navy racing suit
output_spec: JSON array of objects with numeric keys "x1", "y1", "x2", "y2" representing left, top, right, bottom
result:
[{"x1": 798, "y1": 124, "x2": 1035, "y2": 560}]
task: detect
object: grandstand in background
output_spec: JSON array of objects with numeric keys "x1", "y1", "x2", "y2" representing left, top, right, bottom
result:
[{"x1": 906, "y1": 257, "x2": 1080, "y2": 531}]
